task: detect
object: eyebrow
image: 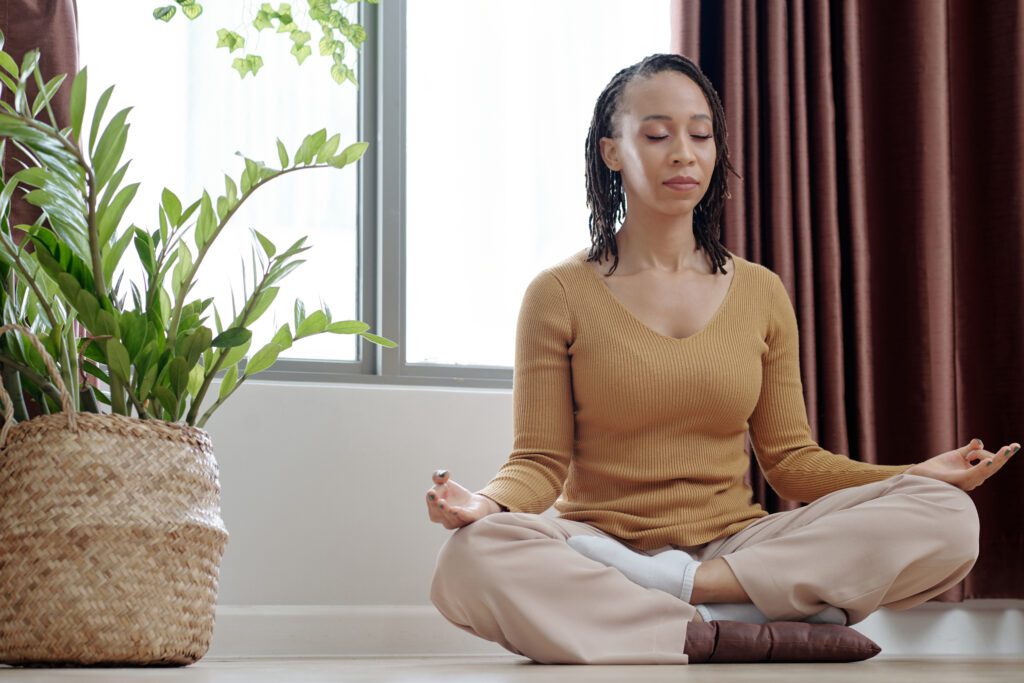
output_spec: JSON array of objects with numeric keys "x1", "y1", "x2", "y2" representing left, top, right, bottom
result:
[{"x1": 641, "y1": 114, "x2": 712, "y2": 122}]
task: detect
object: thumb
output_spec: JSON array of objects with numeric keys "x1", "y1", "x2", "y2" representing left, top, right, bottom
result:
[{"x1": 963, "y1": 437, "x2": 983, "y2": 451}]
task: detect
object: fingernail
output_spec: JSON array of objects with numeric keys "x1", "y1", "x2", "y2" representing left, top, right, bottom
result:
[
  {"x1": 437, "y1": 470, "x2": 448, "y2": 479},
  {"x1": 973, "y1": 438, "x2": 983, "y2": 448},
  {"x1": 1013, "y1": 445, "x2": 1020, "y2": 454},
  {"x1": 986, "y1": 461, "x2": 992, "y2": 466},
  {"x1": 428, "y1": 493, "x2": 435, "y2": 500}
]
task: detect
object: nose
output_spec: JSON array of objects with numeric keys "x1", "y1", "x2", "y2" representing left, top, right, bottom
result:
[{"x1": 671, "y1": 137, "x2": 697, "y2": 165}]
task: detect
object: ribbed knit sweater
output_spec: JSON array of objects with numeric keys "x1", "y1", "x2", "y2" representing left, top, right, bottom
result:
[{"x1": 476, "y1": 247, "x2": 914, "y2": 551}]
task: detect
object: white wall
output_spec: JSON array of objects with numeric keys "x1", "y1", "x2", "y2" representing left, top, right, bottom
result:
[{"x1": 201, "y1": 379, "x2": 1024, "y2": 658}]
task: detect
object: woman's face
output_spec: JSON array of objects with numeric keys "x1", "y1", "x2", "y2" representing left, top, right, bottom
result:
[{"x1": 599, "y1": 70, "x2": 717, "y2": 217}]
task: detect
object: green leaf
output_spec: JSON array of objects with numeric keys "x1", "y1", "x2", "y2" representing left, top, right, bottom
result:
[
  {"x1": 276, "y1": 138, "x2": 289, "y2": 167},
  {"x1": 95, "y1": 308, "x2": 119, "y2": 337},
  {"x1": 88, "y1": 85, "x2": 114, "y2": 156},
  {"x1": 247, "y1": 286, "x2": 279, "y2": 322},
  {"x1": 153, "y1": 6, "x2": 177, "y2": 21},
  {"x1": 294, "y1": 128, "x2": 327, "y2": 165},
  {"x1": 195, "y1": 190, "x2": 216, "y2": 249},
  {"x1": 211, "y1": 327, "x2": 251, "y2": 348},
  {"x1": 243, "y1": 342, "x2": 283, "y2": 375},
  {"x1": 0, "y1": 50, "x2": 18, "y2": 77},
  {"x1": 68, "y1": 67, "x2": 85, "y2": 142},
  {"x1": 75, "y1": 289, "x2": 100, "y2": 328},
  {"x1": 330, "y1": 63, "x2": 348, "y2": 85},
  {"x1": 139, "y1": 363, "x2": 158, "y2": 401},
  {"x1": 92, "y1": 106, "x2": 133, "y2": 191},
  {"x1": 216, "y1": 28, "x2": 245, "y2": 52},
  {"x1": 184, "y1": 326, "x2": 212, "y2": 366},
  {"x1": 153, "y1": 386, "x2": 177, "y2": 416},
  {"x1": 182, "y1": 2, "x2": 203, "y2": 20},
  {"x1": 161, "y1": 188, "x2": 182, "y2": 225},
  {"x1": 224, "y1": 173, "x2": 238, "y2": 204},
  {"x1": 134, "y1": 228, "x2": 156, "y2": 276},
  {"x1": 19, "y1": 49, "x2": 39, "y2": 82},
  {"x1": 218, "y1": 363, "x2": 238, "y2": 401},
  {"x1": 296, "y1": 310, "x2": 328, "y2": 338},
  {"x1": 31, "y1": 73, "x2": 66, "y2": 118},
  {"x1": 97, "y1": 182, "x2": 139, "y2": 245},
  {"x1": 290, "y1": 43, "x2": 312, "y2": 65},
  {"x1": 106, "y1": 338, "x2": 131, "y2": 383},
  {"x1": 270, "y1": 323, "x2": 293, "y2": 349},
  {"x1": 104, "y1": 224, "x2": 135, "y2": 287},
  {"x1": 221, "y1": 335, "x2": 251, "y2": 367},
  {"x1": 326, "y1": 320, "x2": 369, "y2": 334},
  {"x1": 316, "y1": 133, "x2": 341, "y2": 163},
  {"x1": 360, "y1": 332, "x2": 397, "y2": 348},
  {"x1": 187, "y1": 362, "x2": 204, "y2": 398},
  {"x1": 253, "y1": 229, "x2": 276, "y2": 258},
  {"x1": 328, "y1": 141, "x2": 369, "y2": 168},
  {"x1": 168, "y1": 356, "x2": 190, "y2": 396}
]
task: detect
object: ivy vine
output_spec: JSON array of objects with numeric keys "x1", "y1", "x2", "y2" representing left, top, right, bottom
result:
[{"x1": 152, "y1": 0, "x2": 378, "y2": 85}]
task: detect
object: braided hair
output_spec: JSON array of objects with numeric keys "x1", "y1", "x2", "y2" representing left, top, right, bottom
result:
[{"x1": 584, "y1": 53, "x2": 739, "y2": 276}]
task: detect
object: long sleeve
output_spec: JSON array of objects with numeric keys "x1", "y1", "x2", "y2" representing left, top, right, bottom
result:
[
  {"x1": 748, "y1": 273, "x2": 913, "y2": 503},
  {"x1": 475, "y1": 271, "x2": 575, "y2": 513}
]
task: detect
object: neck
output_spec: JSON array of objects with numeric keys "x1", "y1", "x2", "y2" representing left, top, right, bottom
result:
[{"x1": 612, "y1": 207, "x2": 711, "y2": 275}]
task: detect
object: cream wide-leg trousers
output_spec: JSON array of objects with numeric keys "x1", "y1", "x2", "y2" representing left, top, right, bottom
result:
[{"x1": 429, "y1": 473, "x2": 980, "y2": 664}]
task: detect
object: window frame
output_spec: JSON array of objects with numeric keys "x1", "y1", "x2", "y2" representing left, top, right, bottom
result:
[{"x1": 255, "y1": 0, "x2": 513, "y2": 389}]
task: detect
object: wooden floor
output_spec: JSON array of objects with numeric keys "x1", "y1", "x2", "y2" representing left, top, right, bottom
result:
[{"x1": 2, "y1": 656, "x2": 1023, "y2": 682}]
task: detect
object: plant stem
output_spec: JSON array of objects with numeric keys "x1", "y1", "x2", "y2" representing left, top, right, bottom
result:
[
  {"x1": 185, "y1": 266, "x2": 274, "y2": 425},
  {"x1": 167, "y1": 163, "x2": 329, "y2": 347},
  {"x1": 0, "y1": 236, "x2": 60, "y2": 331},
  {"x1": 109, "y1": 374, "x2": 126, "y2": 414},
  {"x1": 1, "y1": 364, "x2": 30, "y2": 422},
  {"x1": 196, "y1": 373, "x2": 247, "y2": 429},
  {"x1": 80, "y1": 384, "x2": 99, "y2": 413},
  {"x1": 0, "y1": 354, "x2": 65, "y2": 409}
]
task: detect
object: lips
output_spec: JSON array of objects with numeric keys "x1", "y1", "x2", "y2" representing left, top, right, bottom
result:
[{"x1": 664, "y1": 176, "x2": 699, "y2": 188}]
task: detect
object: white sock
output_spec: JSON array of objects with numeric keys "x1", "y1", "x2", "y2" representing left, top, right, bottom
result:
[
  {"x1": 566, "y1": 536, "x2": 848, "y2": 626},
  {"x1": 566, "y1": 535, "x2": 701, "y2": 603},
  {"x1": 696, "y1": 603, "x2": 846, "y2": 625}
]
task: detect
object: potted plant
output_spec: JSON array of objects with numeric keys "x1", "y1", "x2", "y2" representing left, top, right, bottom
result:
[{"x1": 0, "y1": 28, "x2": 394, "y2": 666}]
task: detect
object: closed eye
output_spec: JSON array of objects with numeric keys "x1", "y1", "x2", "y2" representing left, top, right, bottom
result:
[{"x1": 645, "y1": 135, "x2": 713, "y2": 141}]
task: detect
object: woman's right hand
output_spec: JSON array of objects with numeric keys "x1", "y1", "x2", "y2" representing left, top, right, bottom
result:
[{"x1": 426, "y1": 470, "x2": 502, "y2": 529}]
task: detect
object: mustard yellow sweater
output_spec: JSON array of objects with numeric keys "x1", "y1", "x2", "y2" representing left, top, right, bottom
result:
[{"x1": 476, "y1": 248, "x2": 913, "y2": 551}]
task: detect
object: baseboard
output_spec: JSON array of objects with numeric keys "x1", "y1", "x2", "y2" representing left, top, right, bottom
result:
[{"x1": 207, "y1": 600, "x2": 1024, "y2": 659}]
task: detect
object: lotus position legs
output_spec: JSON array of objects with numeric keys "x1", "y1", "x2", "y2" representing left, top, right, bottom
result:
[{"x1": 566, "y1": 535, "x2": 847, "y2": 625}]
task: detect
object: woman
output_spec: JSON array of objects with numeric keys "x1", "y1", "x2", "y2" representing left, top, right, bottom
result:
[{"x1": 425, "y1": 53, "x2": 1016, "y2": 665}]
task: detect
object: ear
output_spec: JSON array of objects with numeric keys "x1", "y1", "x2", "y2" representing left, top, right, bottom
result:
[{"x1": 598, "y1": 137, "x2": 622, "y2": 172}]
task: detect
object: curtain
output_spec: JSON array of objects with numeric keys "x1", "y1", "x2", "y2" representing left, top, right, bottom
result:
[
  {"x1": 672, "y1": 0, "x2": 1023, "y2": 600},
  {"x1": 1, "y1": 0, "x2": 81, "y2": 418}
]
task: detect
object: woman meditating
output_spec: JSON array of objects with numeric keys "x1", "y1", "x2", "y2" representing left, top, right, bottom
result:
[{"x1": 425, "y1": 53, "x2": 1014, "y2": 665}]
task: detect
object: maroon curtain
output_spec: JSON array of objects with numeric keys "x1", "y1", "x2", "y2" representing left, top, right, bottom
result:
[
  {"x1": 1, "y1": 0, "x2": 80, "y2": 229},
  {"x1": 672, "y1": 0, "x2": 1023, "y2": 600},
  {"x1": 1, "y1": 0, "x2": 82, "y2": 416}
]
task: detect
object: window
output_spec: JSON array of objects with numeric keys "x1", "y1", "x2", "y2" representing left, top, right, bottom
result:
[
  {"x1": 78, "y1": 1, "x2": 360, "y2": 364},
  {"x1": 78, "y1": 0, "x2": 670, "y2": 387}
]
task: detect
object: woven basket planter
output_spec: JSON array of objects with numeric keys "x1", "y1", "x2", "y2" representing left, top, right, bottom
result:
[{"x1": 0, "y1": 325, "x2": 229, "y2": 666}]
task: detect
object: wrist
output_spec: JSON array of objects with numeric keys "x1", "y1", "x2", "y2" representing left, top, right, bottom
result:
[{"x1": 478, "y1": 493, "x2": 505, "y2": 514}]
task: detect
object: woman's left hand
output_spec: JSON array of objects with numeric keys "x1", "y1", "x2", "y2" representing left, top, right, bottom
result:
[{"x1": 906, "y1": 438, "x2": 1019, "y2": 491}]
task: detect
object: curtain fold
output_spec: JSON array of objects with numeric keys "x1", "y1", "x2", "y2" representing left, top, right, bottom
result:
[
  {"x1": 1, "y1": 0, "x2": 81, "y2": 418},
  {"x1": 673, "y1": 0, "x2": 1024, "y2": 600}
]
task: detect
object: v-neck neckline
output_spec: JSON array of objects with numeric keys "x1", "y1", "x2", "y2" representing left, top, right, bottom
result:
[{"x1": 577, "y1": 249, "x2": 742, "y2": 343}]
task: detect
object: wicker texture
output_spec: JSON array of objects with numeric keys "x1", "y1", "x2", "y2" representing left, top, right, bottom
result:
[{"x1": 0, "y1": 325, "x2": 229, "y2": 666}]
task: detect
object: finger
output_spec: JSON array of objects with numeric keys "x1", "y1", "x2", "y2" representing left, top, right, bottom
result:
[
  {"x1": 436, "y1": 497, "x2": 464, "y2": 528},
  {"x1": 986, "y1": 444, "x2": 1018, "y2": 470},
  {"x1": 428, "y1": 469, "x2": 450, "y2": 502}
]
